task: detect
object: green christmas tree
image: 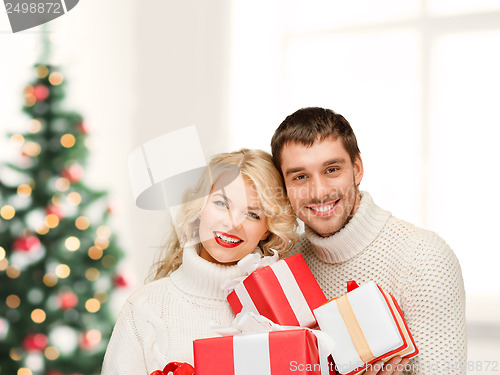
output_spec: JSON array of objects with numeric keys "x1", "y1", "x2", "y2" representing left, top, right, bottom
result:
[{"x1": 0, "y1": 41, "x2": 125, "y2": 375}]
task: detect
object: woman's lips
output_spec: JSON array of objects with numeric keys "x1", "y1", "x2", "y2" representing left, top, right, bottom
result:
[
  {"x1": 213, "y1": 231, "x2": 243, "y2": 248},
  {"x1": 307, "y1": 199, "x2": 340, "y2": 217}
]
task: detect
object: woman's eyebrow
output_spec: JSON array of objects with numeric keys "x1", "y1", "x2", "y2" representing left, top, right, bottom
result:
[
  {"x1": 248, "y1": 206, "x2": 262, "y2": 211},
  {"x1": 213, "y1": 192, "x2": 230, "y2": 203}
]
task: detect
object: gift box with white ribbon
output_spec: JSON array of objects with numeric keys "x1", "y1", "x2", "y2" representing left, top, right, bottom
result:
[
  {"x1": 313, "y1": 281, "x2": 419, "y2": 375},
  {"x1": 193, "y1": 328, "x2": 332, "y2": 375},
  {"x1": 226, "y1": 254, "x2": 327, "y2": 328}
]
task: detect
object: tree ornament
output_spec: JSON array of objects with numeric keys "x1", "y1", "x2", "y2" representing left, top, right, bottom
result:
[
  {"x1": 79, "y1": 329, "x2": 101, "y2": 351},
  {"x1": 113, "y1": 274, "x2": 128, "y2": 288},
  {"x1": 58, "y1": 291, "x2": 78, "y2": 310},
  {"x1": 61, "y1": 164, "x2": 84, "y2": 183},
  {"x1": 45, "y1": 204, "x2": 64, "y2": 219},
  {"x1": 12, "y1": 234, "x2": 41, "y2": 252},
  {"x1": 76, "y1": 121, "x2": 89, "y2": 134},
  {"x1": 22, "y1": 333, "x2": 48, "y2": 352},
  {"x1": 33, "y1": 84, "x2": 50, "y2": 101}
]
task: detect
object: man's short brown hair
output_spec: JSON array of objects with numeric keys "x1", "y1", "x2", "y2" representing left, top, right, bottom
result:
[{"x1": 271, "y1": 107, "x2": 361, "y2": 171}]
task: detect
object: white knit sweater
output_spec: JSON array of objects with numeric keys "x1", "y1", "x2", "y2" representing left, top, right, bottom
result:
[
  {"x1": 101, "y1": 246, "x2": 246, "y2": 375},
  {"x1": 287, "y1": 191, "x2": 467, "y2": 375}
]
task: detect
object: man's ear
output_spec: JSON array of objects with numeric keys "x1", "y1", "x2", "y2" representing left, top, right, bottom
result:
[{"x1": 353, "y1": 155, "x2": 364, "y2": 186}]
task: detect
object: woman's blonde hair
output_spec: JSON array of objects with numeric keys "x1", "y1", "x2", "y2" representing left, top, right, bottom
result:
[{"x1": 149, "y1": 148, "x2": 298, "y2": 281}]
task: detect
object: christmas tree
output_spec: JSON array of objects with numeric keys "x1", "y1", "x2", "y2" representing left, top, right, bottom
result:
[{"x1": 0, "y1": 39, "x2": 125, "y2": 375}]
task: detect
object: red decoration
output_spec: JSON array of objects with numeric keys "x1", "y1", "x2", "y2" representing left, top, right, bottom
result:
[
  {"x1": 33, "y1": 84, "x2": 50, "y2": 101},
  {"x1": 61, "y1": 164, "x2": 84, "y2": 183},
  {"x1": 46, "y1": 204, "x2": 64, "y2": 219},
  {"x1": 58, "y1": 291, "x2": 78, "y2": 310},
  {"x1": 45, "y1": 371, "x2": 63, "y2": 375},
  {"x1": 13, "y1": 235, "x2": 41, "y2": 252},
  {"x1": 23, "y1": 333, "x2": 48, "y2": 352},
  {"x1": 76, "y1": 121, "x2": 89, "y2": 134},
  {"x1": 114, "y1": 274, "x2": 128, "y2": 288},
  {"x1": 80, "y1": 330, "x2": 101, "y2": 351}
]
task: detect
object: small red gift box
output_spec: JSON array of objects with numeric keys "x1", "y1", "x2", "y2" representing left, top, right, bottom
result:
[
  {"x1": 226, "y1": 254, "x2": 327, "y2": 327},
  {"x1": 194, "y1": 328, "x2": 331, "y2": 375}
]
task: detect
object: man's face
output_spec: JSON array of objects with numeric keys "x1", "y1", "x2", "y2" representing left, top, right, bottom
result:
[{"x1": 280, "y1": 137, "x2": 363, "y2": 237}]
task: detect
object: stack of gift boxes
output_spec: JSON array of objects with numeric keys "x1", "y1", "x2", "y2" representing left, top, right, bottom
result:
[{"x1": 193, "y1": 254, "x2": 419, "y2": 375}]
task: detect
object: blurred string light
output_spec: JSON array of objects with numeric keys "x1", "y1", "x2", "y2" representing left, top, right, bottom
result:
[
  {"x1": 29, "y1": 119, "x2": 42, "y2": 133},
  {"x1": 31, "y1": 308, "x2": 46, "y2": 323},
  {"x1": 0, "y1": 246, "x2": 5, "y2": 259},
  {"x1": 60, "y1": 134, "x2": 75, "y2": 148},
  {"x1": 18, "y1": 368, "x2": 33, "y2": 375},
  {"x1": 42, "y1": 273, "x2": 58, "y2": 287},
  {"x1": 10, "y1": 134, "x2": 25, "y2": 146},
  {"x1": 22, "y1": 142, "x2": 41, "y2": 157},
  {"x1": 85, "y1": 267, "x2": 99, "y2": 281},
  {"x1": 44, "y1": 346, "x2": 59, "y2": 360},
  {"x1": 55, "y1": 177, "x2": 70, "y2": 192},
  {"x1": 35, "y1": 65, "x2": 49, "y2": 79},
  {"x1": 6, "y1": 294, "x2": 21, "y2": 309},
  {"x1": 6, "y1": 266, "x2": 21, "y2": 279},
  {"x1": 65, "y1": 236, "x2": 80, "y2": 251},
  {"x1": 17, "y1": 184, "x2": 32, "y2": 197},
  {"x1": 94, "y1": 291, "x2": 108, "y2": 303},
  {"x1": 88, "y1": 246, "x2": 103, "y2": 260},
  {"x1": 1, "y1": 205, "x2": 16, "y2": 220},
  {"x1": 67, "y1": 192, "x2": 82, "y2": 206},
  {"x1": 55, "y1": 264, "x2": 70, "y2": 279},
  {"x1": 75, "y1": 216, "x2": 89, "y2": 230},
  {"x1": 85, "y1": 298, "x2": 100, "y2": 313},
  {"x1": 102, "y1": 255, "x2": 116, "y2": 268},
  {"x1": 44, "y1": 214, "x2": 59, "y2": 228},
  {"x1": 48, "y1": 72, "x2": 63, "y2": 86},
  {"x1": 10, "y1": 347, "x2": 23, "y2": 360}
]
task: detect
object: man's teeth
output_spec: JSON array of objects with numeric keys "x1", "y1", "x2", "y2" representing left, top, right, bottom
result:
[
  {"x1": 310, "y1": 202, "x2": 336, "y2": 212},
  {"x1": 215, "y1": 232, "x2": 242, "y2": 244}
]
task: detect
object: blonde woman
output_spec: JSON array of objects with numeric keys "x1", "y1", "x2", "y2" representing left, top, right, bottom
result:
[{"x1": 102, "y1": 149, "x2": 298, "y2": 375}]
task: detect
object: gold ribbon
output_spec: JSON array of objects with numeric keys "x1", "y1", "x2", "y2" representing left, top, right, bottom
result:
[{"x1": 335, "y1": 295, "x2": 375, "y2": 364}]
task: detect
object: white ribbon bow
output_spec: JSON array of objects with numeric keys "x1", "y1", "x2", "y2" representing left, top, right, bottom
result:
[{"x1": 221, "y1": 249, "x2": 280, "y2": 292}]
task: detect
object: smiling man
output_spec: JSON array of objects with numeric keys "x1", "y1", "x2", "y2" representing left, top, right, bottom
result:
[{"x1": 271, "y1": 107, "x2": 466, "y2": 375}]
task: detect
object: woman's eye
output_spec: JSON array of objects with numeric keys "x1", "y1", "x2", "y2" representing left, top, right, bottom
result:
[
  {"x1": 214, "y1": 200, "x2": 228, "y2": 208},
  {"x1": 247, "y1": 212, "x2": 261, "y2": 220}
]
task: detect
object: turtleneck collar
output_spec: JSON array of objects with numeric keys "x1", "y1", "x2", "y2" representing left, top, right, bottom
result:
[
  {"x1": 305, "y1": 191, "x2": 391, "y2": 264},
  {"x1": 169, "y1": 245, "x2": 248, "y2": 300}
]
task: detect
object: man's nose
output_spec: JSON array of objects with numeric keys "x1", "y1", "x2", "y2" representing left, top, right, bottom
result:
[{"x1": 309, "y1": 175, "x2": 329, "y2": 201}]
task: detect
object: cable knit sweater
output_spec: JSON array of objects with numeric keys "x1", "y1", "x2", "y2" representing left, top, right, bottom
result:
[
  {"x1": 287, "y1": 191, "x2": 466, "y2": 375},
  {"x1": 101, "y1": 246, "x2": 246, "y2": 375}
]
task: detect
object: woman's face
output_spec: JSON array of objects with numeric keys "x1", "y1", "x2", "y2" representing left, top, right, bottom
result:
[{"x1": 198, "y1": 173, "x2": 269, "y2": 265}]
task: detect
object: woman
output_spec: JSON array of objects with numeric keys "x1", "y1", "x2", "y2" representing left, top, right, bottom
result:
[{"x1": 102, "y1": 149, "x2": 298, "y2": 374}]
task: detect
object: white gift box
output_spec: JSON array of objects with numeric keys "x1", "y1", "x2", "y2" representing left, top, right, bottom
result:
[{"x1": 313, "y1": 281, "x2": 418, "y2": 375}]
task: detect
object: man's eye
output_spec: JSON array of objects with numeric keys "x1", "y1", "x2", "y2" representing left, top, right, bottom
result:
[
  {"x1": 293, "y1": 174, "x2": 307, "y2": 181},
  {"x1": 326, "y1": 167, "x2": 338, "y2": 174},
  {"x1": 247, "y1": 212, "x2": 261, "y2": 220}
]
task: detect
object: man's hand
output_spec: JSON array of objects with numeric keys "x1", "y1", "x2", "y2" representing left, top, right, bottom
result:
[{"x1": 364, "y1": 357, "x2": 410, "y2": 375}]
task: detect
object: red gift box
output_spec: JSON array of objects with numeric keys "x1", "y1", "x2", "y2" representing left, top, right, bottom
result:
[
  {"x1": 227, "y1": 254, "x2": 327, "y2": 328},
  {"x1": 194, "y1": 328, "x2": 332, "y2": 375}
]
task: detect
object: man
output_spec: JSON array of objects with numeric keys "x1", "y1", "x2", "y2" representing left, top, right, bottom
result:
[{"x1": 271, "y1": 107, "x2": 466, "y2": 375}]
